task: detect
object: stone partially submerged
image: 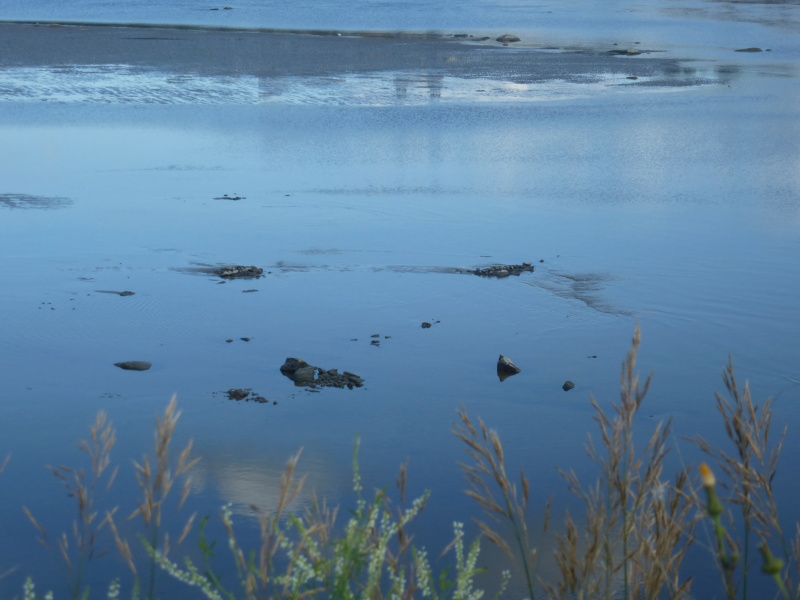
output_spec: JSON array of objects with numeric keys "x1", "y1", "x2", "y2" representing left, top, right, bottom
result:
[
  {"x1": 216, "y1": 265, "x2": 264, "y2": 279},
  {"x1": 114, "y1": 361, "x2": 152, "y2": 371},
  {"x1": 459, "y1": 262, "x2": 535, "y2": 278},
  {"x1": 280, "y1": 357, "x2": 365, "y2": 389},
  {"x1": 497, "y1": 354, "x2": 521, "y2": 381}
]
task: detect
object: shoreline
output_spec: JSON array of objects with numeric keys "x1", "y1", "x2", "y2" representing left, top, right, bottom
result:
[{"x1": 0, "y1": 18, "x2": 497, "y2": 41}]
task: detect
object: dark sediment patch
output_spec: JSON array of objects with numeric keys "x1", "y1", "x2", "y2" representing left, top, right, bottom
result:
[{"x1": 1, "y1": 193, "x2": 72, "y2": 210}]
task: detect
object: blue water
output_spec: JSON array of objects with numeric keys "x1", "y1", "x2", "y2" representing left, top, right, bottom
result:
[{"x1": 2, "y1": 0, "x2": 800, "y2": 598}]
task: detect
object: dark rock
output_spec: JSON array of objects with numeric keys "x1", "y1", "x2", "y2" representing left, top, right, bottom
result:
[
  {"x1": 226, "y1": 339, "x2": 234, "y2": 343},
  {"x1": 497, "y1": 354, "x2": 521, "y2": 377},
  {"x1": 228, "y1": 388, "x2": 250, "y2": 400},
  {"x1": 496, "y1": 34, "x2": 521, "y2": 43},
  {"x1": 240, "y1": 337, "x2": 251, "y2": 342},
  {"x1": 114, "y1": 361, "x2": 152, "y2": 371},
  {"x1": 563, "y1": 381, "x2": 575, "y2": 392},
  {"x1": 242, "y1": 289, "x2": 258, "y2": 293},
  {"x1": 118, "y1": 291, "x2": 135, "y2": 296},
  {"x1": 472, "y1": 263, "x2": 535, "y2": 278},
  {"x1": 370, "y1": 334, "x2": 381, "y2": 338},
  {"x1": 475, "y1": 36, "x2": 491, "y2": 41},
  {"x1": 735, "y1": 47, "x2": 762, "y2": 52},
  {"x1": 216, "y1": 265, "x2": 264, "y2": 279},
  {"x1": 279, "y1": 357, "x2": 364, "y2": 389},
  {"x1": 370, "y1": 340, "x2": 380, "y2": 345},
  {"x1": 421, "y1": 322, "x2": 432, "y2": 328},
  {"x1": 292, "y1": 366, "x2": 318, "y2": 385},
  {"x1": 608, "y1": 49, "x2": 642, "y2": 56},
  {"x1": 279, "y1": 357, "x2": 311, "y2": 373}
]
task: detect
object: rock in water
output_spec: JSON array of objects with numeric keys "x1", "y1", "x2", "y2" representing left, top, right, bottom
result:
[
  {"x1": 227, "y1": 388, "x2": 250, "y2": 400},
  {"x1": 216, "y1": 265, "x2": 264, "y2": 279},
  {"x1": 279, "y1": 357, "x2": 312, "y2": 374},
  {"x1": 279, "y1": 357, "x2": 364, "y2": 389},
  {"x1": 114, "y1": 361, "x2": 152, "y2": 371},
  {"x1": 496, "y1": 34, "x2": 521, "y2": 43},
  {"x1": 563, "y1": 381, "x2": 575, "y2": 392},
  {"x1": 497, "y1": 355, "x2": 521, "y2": 381}
]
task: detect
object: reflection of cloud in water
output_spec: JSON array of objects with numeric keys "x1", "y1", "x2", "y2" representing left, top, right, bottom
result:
[
  {"x1": 191, "y1": 450, "x2": 346, "y2": 518},
  {"x1": 527, "y1": 271, "x2": 633, "y2": 316}
]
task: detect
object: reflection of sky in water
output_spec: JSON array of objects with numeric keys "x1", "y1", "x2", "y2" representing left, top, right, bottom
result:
[{"x1": 0, "y1": 63, "x2": 723, "y2": 106}]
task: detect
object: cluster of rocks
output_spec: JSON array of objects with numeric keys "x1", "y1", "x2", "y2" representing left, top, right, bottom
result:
[
  {"x1": 226, "y1": 388, "x2": 270, "y2": 403},
  {"x1": 280, "y1": 357, "x2": 365, "y2": 389},
  {"x1": 216, "y1": 265, "x2": 264, "y2": 279},
  {"x1": 213, "y1": 194, "x2": 246, "y2": 200},
  {"x1": 470, "y1": 262, "x2": 535, "y2": 278}
]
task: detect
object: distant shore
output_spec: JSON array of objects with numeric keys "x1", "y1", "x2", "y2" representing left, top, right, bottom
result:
[{"x1": 0, "y1": 21, "x2": 701, "y2": 87}]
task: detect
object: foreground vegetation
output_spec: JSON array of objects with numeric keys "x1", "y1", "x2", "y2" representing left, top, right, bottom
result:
[{"x1": 2, "y1": 326, "x2": 798, "y2": 599}]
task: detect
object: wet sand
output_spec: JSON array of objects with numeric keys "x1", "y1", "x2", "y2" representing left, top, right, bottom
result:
[{"x1": 0, "y1": 21, "x2": 715, "y2": 85}]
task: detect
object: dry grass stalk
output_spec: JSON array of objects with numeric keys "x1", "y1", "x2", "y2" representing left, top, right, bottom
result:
[
  {"x1": 221, "y1": 449, "x2": 314, "y2": 600},
  {"x1": 1, "y1": 455, "x2": 18, "y2": 581},
  {"x1": 454, "y1": 405, "x2": 544, "y2": 599},
  {"x1": 544, "y1": 326, "x2": 694, "y2": 600},
  {"x1": 691, "y1": 358, "x2": 790, "y2": 597},
  {"x1": 22, "y1": 411, "x2": 118, "y2": 600},
  {"x1": 125, "y1": 394, "x2": 199, "y2": 599}
]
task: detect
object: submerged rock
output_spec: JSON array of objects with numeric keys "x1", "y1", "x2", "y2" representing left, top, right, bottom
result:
[
  {"x1": 280, "y1": 357, "x2": 365, "y2": 389},
  {"x1": 216, "y1": 265, "x2": 264, "y2": 279},
  {"x1": 735, "y1": 47, "x2": 762, "y2": 52},
  {"x1": 563, "y1": 381, "x2": 575, "y2": 392},
  {"x1": 114, "y1": 361, "x2": 152, "y2": 371},
  {"x1": 496, "y1": 34, "x2": 521, "y2": 43}
]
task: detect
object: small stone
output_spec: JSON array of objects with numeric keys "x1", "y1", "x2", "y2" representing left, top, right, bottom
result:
[
  {"x1": 735, "y1": 47, "x2": 762, "y2": 52},
  {"x1": 370, "y1": 334, "x2": 380, "y2": 338},
  {"x1": 114, "y1": 361, "x2": 152, "y2": 371},
  {"x1": 496, "y1": 34, "x2": 521, "y2": 43},
  {"x1": 563, "y1": 381, "x2": 575, "y2": 392},
  {"x1": 226, "y1": 339, "x2": 234, "y2": 343},
  {"x1": 118, "y1": 291, "x2": 135, "y2": 296},
  {"x1": 421, "y1": 322, "x2": 432, "y2": 328},
  {"x1": 240, "y1": 337, "x2": 251, "y2": 342}
]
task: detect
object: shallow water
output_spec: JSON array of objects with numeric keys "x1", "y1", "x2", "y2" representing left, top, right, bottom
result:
[{"x1": 1, "y1": 1, "x2": 800, "y2": 597}]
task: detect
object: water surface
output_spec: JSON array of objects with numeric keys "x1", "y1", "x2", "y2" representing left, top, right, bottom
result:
[{"x1": 1, "y1": 2, "x2": 800, "y2": 597}]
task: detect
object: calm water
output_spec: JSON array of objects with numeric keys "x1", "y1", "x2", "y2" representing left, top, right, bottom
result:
[{"x1": 1, "y1": 0, "x2": 800, "y2": 597}]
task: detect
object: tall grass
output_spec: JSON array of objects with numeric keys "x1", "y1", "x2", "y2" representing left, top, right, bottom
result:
[{"x1": 3, "y1": 327, "x2": 798, "y2": 599}]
